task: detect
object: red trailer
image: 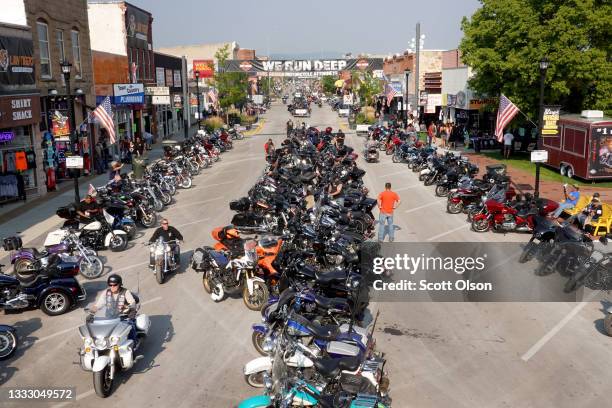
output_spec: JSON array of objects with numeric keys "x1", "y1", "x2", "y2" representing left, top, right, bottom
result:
[{"x1": 542, "y1": 112, "x2": 612, "y2": 180}]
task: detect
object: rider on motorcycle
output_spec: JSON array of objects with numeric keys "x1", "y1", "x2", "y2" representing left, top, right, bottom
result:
[
  {"x1": 148, "y1": 218, "x2": 184, "y2": 263},
  {"x1": 76, "y1": 194, "x2": 101, "y2": 223},
  {"x1": 90, "y1": 274, "x2": 138, "y2": 341}
]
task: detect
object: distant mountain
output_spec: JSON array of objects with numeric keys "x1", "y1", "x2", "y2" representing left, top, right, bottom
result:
[{"x1": 268, "y1": 51, "x2": 344, "y2": 60}]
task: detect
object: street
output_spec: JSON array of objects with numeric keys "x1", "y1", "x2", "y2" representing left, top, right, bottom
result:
[{"x1": 1, "y1": 102, "x2": 611, "y2": 408}]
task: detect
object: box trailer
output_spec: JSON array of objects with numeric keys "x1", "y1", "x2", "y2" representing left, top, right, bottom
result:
[{"x1": 542, "y1": 112, "x2": 612, "y2": 180}]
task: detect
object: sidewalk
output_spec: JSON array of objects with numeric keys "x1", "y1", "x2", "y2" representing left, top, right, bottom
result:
[{"x1": 0, "y1": 141, "x2": 168, "y2": 250}]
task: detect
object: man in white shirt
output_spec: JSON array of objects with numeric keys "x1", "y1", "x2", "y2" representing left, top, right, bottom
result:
[{"x1": 503, "y1": 131, "x2": 514, "y2": 159}]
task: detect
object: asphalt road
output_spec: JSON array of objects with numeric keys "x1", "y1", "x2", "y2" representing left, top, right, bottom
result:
[{"x1": 1, "y1": 102, "x2": 611, "y2": 408}]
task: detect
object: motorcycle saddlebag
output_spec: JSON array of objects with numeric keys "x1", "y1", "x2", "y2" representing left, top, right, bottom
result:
[
  {"x1": 2, "y1": 236, "x2": 23, "y2": 251},
  {"x1": 229, "y1": 197, "x2": 250, "y2": 212},
  {"x1": 56, "y1": 205, "x2": 77, "y2": 220}
]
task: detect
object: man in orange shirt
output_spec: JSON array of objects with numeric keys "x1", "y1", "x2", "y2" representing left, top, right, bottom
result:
[{"x1": 378, "y1": 182, "x2": 400, "y2": 242}]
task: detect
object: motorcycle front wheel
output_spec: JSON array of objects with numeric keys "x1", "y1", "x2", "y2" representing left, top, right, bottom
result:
[
  {"x1": 93, "y1": 366, "x2": 113, "y2": 398},
  {"x1": 392, "y1": 154, "x2": 401, "y2": 163},
  {"x1": 0, "y1": 329, "x2": 18, "y2": 360},
  {"x1": 243, "y1": 281, "x2": 269, "y2": 311},
  {"x1": 435, "y1": 185, "x2": 449, "y2": 197},
  {"x1": 160, "y1": 192, "x2": 172, "y2": 206},
  {"x1": 181, "y1": 177, "x2": 192, "y2": 189},
  {"x1": 244, "y1": 372, "x2": 265, "y2": 388},
  {"x1": 252, "y1": 331, "x2": 266, "y2": 356},
  {"x1": 80, "y1": 256, "x2": 104, "y2": 279},
  {"x1": 447, "y1": 201, "x2": 463, "y2": 214},
  {"x1": 518, "y1": 241, "x2": 537, "y2": 264},
  {"x1": 155, "y1": 262, "x2": 164, "y2": 284},
  {"x1": 140, "y1": 211, "x2": 157, "y2": 228},
  {"x1": 109, "y1": 234, "x2": 128, "y2": 252},
  {"x1": 472, "y1": 218, "x2": 490, "y2": 233},
  {"x1": 202, "y1": 271, "x2": 212, "y2": 294}
]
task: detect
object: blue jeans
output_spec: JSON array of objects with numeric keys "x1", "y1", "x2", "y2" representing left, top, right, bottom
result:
[
  {"x1": 552, "y1": 202, "x2": 574, "y2": 218},
  {"x1": 378, "y1": 212, "x2": 394, "y2": 241}
]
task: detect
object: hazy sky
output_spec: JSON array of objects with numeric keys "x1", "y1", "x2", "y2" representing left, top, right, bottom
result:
[{"x1": 129, "y1": 0, "x2": 481, "y2": 57}]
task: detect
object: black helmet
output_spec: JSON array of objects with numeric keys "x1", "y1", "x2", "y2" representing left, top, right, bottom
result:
[{"x1": 107, "y1": 274, "x2": 122, "y2": 286}]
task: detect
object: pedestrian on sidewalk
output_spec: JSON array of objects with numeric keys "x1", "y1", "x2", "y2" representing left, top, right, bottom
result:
[
  {"x1": 144, "y1": 131, "x2": 153, "y2": 150},
  {"x1": 551, "y1": 184, "x2": 580, "y2": 219},
  {"x1": 377, "y1": 182, "x2": 400, "y2": 242},
  {"x1": 503, "y1": 131, "x2": 514, "y2": 159},
  {"x1": 427, "y1": 122, "x2": 435, "y2": 146}
]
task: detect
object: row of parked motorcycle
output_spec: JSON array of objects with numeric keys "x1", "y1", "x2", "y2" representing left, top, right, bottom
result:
[
  {"x1": 190, "y1": 129, "x2": 391, "y2": 407},
  {"x1": 367, "y1": 124, "x2": 612, "y2": 296},
  {"x1": 0, "y1": 128, "x2": 245, "y2": 363}
]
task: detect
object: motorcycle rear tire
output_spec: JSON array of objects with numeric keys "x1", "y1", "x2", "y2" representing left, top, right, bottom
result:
[
  {"x1": 604, "y1": 314, "x2": 612, "y2": 336},
  {"x1": 0, "y1": 329, "x2": 17, "y2": 360},
  {"x1": 243, "y1": 281, "x2": 269, "y2": 311},
  {"x1": 518, "y1": 241, "x2": 537, "y2": 264},
  {"x1": 93, "y1": 366, "x2": 113, "y2": 398},
  {"x1": 392, "y1": 154, "x2": 400, "y2": 163},
  {"x1": 40, "y1": 291, "x2": 71, "y2": 315}
]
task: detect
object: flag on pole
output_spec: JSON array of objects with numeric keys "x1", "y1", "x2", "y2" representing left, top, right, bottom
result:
[
  {"x1": 385, "y1": 83, "x2": 399, "y2": 105},
  {"x1": 92, "y1": 96, "x2": 116, "y2": 144},
  {"x1": 495, "y1": 94, "x2": 519, "y2": 142},
  {"x1": 207, "y1": 89, "x2": 217, "y2": 104}
]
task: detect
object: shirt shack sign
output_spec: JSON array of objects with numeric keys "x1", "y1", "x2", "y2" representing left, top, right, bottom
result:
[
  {"x1": 222, "y1": 58, "x2": 383, "y2": 77},
  {"x1": 0, "y1": 95, "x2": 41, "y2": 128}
]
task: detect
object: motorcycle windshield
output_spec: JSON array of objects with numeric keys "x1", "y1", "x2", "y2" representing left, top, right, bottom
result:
[{"x1": 85, "y1": 306, "x2": 121, "y2": 339}]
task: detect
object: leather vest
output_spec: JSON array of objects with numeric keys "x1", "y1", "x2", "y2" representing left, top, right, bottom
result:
[{"x1": 105, "y1": 287, "x2": 127, "y2": 312}]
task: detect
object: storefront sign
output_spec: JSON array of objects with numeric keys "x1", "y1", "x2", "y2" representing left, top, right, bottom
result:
[
  {"x1": 145, "y1": 86, "x2": 169, "y2": 96},
  {"x1": 66, "y1": 155, "x2": 84, "y2": 169},
  {"x1": 125, "y1": 4, "x2": 150, "y2": 46},
  {"x1": 152, "y1": 95, "x2": 170, "y2": 105},
  {"x1": 0, "y1": 34, "x2": 35, "y2": 88},
  {"x1": 113, "y1": 83, "x2": 144, "y2": 105},
  {"x1": 530, "y1": 150, "x2": 548, "y2": 163},
  {"x1": 193, "y1": 60, "x2": 214, "y2": 78},
  {"x1": 469, "y1": 97, "x2": 498, "y2": 110},
  {"x1": 0, "y1": 130, "x2": 14, "y2": 142},
  {"x1": 590, "y1": 125, "x2": 612, "y2": 177},
  {"x1": 0, "y1": 95, "x2": 40, "y2": 128},
  {"x1": 173, "y1": 70, "x2": 182, "y2": 88},
  {"x1": 343, "y1": 94, "x2": 354, "y2": 105},
  {"x1": 222, "y1": 58, "x2": 383, "y2": 75},
  {"x1": 419, "y1": 90, "x2": 428, "y2": 106},
  {"x1": 51, "y1": 110, "x2": 70, "y2": 137},
  {"x1": 445, "y1": 94, "x2": 457, "y2": 107},
  {"x1": 426, "y1": 94, "x2": 442, "y2": 114},
  {"x1": 173, "y1": 95, "x2": 182, "y2": 108},
  {"x1": 541, "y1": 105, "x2": 561, "y2": 137},
  {"x1": 156, "y1": 67, "x2": 165, "y2": 86}
]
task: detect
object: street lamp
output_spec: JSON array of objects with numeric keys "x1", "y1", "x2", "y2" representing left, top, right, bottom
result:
[
  {"x1": 194, "y1": 70, "x2": 201, "y2": 129},
  {"x1": 60, "y1": 60, "x2": 80, "y2": 203},
  {"x1": 534, "y1": 56, "x2": 549, "y2": 199}
]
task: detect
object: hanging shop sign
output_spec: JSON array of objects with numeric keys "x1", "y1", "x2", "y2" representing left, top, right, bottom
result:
[
  {"x1": 0, "y1": 95, "x2": 40, "y2": 128},
  {"x1": 0, "y1": 34, "x2": 35, "y2": 88},
  {"x1": 152, "y1": 95, "x2": 170, "y2": 105},
  {"x1": 125, "y1": 3, "x2": 150, "y2": 47},
  {"x1": 541, "y1": 105, "x2": 561, "y2": 137},
  {"x1": 173, "y1": 95, "x2": 182, "y2": 108},
  {"x1": 419, "y1": 90, "x2": 428, "y2": 106},
  {"x1": 156, "y1": 67, "x2": 165, "y2": 86},
  {"x1": 469, "y1": 97, "x2": 498, "y2": 110},
  {"x1": 0, "y1": 130, "x2": 14, "y2": 142},
  {"x1": 222, "y1": 58, "x2": 383, "y2": 76},
  {"x1": 113, "y1": 83, "x2": 145, "y2": 105},
  {"x1": 51, "y1": 110, "x2": 70, "y2": 138},
  {"x1": 145, "y1": 86, "x2": 170, "y2": 96},
  {"x1": 173, "y1": 70, "x2": 182, "y2": 88},
  {"x1": 426, "y1": 94, "x2": 442, "y2": 114},
  {"x1": 193, "y1": 60, "x2": 214, "y2": 78}
]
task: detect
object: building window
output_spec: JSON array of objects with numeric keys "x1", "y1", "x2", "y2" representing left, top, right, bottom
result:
[
  {"x1": 145, "y1": 50, "x2": 149, "y2": 79},
  {"x1": 71, "y1": 30, "x2": 82, "y2": 78},
  {"x1": 140, "y1": 49, "x2": 145, "y2": 80},
  {"x1": 56, "y1": 30, "x2": 65, "y2": 61},
  {"x1": 37, "y1": 21, "x2": 51, "y2": 78}
]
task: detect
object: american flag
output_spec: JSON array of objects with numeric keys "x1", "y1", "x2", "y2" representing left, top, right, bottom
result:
[
  {"x1": 207, "y1": 89, "x2": 217, "y2": 104},
  {"x1": 495, "y1": 94, "x2": 519, "y2": 142},
  {"x1": 385, "y1": 83, "x2": 399, "y2": 105},
  {"x1": 92, "y1": 96, "x2": 116, "y2": 144}
]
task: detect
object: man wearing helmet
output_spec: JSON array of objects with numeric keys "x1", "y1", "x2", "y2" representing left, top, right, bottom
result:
[{"x1": 90, "y1": 274, "x2": 138, "y2": 340}]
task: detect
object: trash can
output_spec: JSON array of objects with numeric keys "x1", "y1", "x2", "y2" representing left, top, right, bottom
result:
[{"x1": 132, "y1": 157, "x2": 147, "y2": 179}]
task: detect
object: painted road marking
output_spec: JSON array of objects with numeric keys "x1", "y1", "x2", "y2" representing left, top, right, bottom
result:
[
  {"x1": 378, "y1": 170, "x2": 408, "y2": 178},
  {"x1": 172, "y1": 197, "x2": 225, "y2": 211},
  {"x1": 521, "y1": 292, "x2": 597, "y2": 362},
  {"x1": 394, "y1": 183, "x2": 421, "y2": 192},
  {"x1": 426, "y1": 224, "x2": 470, "y2": 241},
  {"x1": 404, "y1": 199, "x2": 445, "y2": 214}
]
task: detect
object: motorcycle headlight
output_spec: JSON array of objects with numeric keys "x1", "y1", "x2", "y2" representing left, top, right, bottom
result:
[
  {"x1": 263, "y1": 373, "x2": 273, "y2": 390},
  {"x1": 262, "y1": 337, "x2": 274, "y2": 353},
  {"x1": 84, "y1": 337, "x2": 93, "y2": 347},
  {"x1": 534, "y1": 232, "x2": 542, "y2": 239},
  {"x1": 110, "y1": 336, "x2": 119, "y2": 346},
  {"x1": 94, "y1": 338, "x2": 108, "y2": 349}
]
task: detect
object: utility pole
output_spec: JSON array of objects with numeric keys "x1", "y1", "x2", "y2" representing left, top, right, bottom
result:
[
  {"x1": 415, "y1": 22, "x2": 420, "y2": 121},
  {"x1": 182, "y1": 56, "x2": 189, "y2": 138}
]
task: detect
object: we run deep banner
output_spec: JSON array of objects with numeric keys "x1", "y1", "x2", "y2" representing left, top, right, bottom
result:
[{"x1": 222, "y1": 58, "x2": 383, "y2": 76}]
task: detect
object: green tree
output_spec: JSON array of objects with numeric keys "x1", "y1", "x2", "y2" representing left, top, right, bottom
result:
[
  {"x1": 321, "y1": 76, "x2": 338, "y2": 94},
  {"x1": 214, "y1": 44, "x2": 248, "y2": 111},
  {"x1": 460, "y1": 0, "x2": 611, "y2": 118},
  {"x1": 355, "y1": 72, "x2": 382, "y2": 106}
]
